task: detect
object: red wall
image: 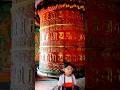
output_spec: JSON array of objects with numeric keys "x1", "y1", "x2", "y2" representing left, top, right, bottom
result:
[{"x1": 85, "y1": 0, "x2": 120, "y2": 89}]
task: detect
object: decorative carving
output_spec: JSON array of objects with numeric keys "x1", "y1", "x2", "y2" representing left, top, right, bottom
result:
[{"x1": 11, "y1": 0, "x2": 34, "y2": 90}]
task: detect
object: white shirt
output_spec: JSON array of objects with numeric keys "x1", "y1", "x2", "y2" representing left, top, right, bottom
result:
[{"x1": 57, "y1": 74, "x2": 77, "y2": 86}]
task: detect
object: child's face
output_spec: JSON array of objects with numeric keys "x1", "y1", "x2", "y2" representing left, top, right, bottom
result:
[{"x1": 64, "y1": 65, "x2": 73, "y2": 76}]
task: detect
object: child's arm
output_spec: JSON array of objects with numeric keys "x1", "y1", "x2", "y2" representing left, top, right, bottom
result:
[
  {"x1": 57, "y1": 75, "x2": 64, "y2": 86},
  {"x1": 72, "y1": 74, "x2": 77, "y2": 85}
]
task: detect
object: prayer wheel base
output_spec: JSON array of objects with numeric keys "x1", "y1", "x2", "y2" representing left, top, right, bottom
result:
[
  {"x1": 37, "y1": 67, "x2": 61, "y2": 78},
  {"x1": 37, "y1": 66, "x2": 85, "y2": 78}
]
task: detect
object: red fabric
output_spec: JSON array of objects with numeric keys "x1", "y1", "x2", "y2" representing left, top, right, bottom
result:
[{"x1": 63, "y1": 82, "x2": 73, "y2": 87}]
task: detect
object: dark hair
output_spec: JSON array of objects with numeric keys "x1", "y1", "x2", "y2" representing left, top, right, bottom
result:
[{"x1": 63, "y1": 62, "x2": 74, "y2": 68}]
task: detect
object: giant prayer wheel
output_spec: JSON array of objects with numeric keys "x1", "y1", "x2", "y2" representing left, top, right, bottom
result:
[{"x1": 36, "y1": 0, "x2": 85, "y2": 76}]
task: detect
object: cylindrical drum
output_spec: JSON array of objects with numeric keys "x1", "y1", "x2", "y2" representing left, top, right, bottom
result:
[{"x1": 37, "y1": 4, "x2": 85, "y2": 76}]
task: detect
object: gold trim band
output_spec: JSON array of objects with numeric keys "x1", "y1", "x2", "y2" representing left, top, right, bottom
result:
[
  {"x1": 40, "y1": 45, "x2": 74, "y2": 48},
  {"x1": 40, "y1": 24, "x2": 83, "y2": 30}
]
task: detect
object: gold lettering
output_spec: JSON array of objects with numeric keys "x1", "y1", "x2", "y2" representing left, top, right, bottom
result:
[
  {"x1": 79, "y1": 34, "x2": 85, "y2": 41},
  {"x1": 47, "y1": 53, "x2": 57, "y2": 63},
  {"x1": 79, "y1": 55, "x2": 83, "y2": 61},
  {"x1": 51, "y1": 32, "x2": 57, "y2": 40},
  {"x1": 58, "y1": 54, "x2": 63, "y2": 62},
  {"x1": 59, "y1": 32, "x2": 64, "y2": 39},
  {"x1": 42, "y1": 14, "x2": 46, "y2": 22},
  {"x1": 66, "y1": 32, "x2": 72, "y2": 39},
  {"x1": 46, "y1": 33, "x2": 51, "y2": 41}
]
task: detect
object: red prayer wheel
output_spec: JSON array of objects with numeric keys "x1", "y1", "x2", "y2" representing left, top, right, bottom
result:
[{"x1": 36, "y1": 3, "x2": 85, "y2": 76}]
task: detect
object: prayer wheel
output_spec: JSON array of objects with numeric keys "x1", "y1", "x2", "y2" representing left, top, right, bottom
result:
[{"x1": 36, "y1": 1, "x2": 85, "y2": 76}]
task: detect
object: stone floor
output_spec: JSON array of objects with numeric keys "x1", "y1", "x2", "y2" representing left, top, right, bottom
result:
[
  {"x1": 35, "y1": 79, "x2": 57, "y2": 90},
  {"x1": 35, "y1": 76, "x2": 85, "y2": 90}
]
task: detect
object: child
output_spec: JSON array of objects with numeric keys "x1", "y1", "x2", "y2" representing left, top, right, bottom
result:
[{"x1": 57, "y1": 62, "x2": 80, "y2": 90}]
